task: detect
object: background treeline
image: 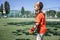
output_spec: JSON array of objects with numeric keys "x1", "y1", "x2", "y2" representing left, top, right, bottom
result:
[{"x1": 0, "y1": 1, "x2": 60, "y2": 18}]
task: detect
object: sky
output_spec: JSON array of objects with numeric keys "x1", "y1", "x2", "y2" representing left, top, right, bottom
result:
[{"x1": 0, "y1": 0, "x2": 60, "y2": 11}]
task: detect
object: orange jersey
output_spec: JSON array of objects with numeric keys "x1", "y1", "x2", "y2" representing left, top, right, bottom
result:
[
  {"x1": 35, "y1": 11, "x2": 47, "y2": 34},
  {"x1": 29, "y1": 11, "x2": 47, "y2": 34}
]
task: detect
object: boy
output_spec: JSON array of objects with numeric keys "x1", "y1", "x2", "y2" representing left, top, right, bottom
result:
[{"x1": 29, "y1": 2, "x2": 47, "y2": 40}]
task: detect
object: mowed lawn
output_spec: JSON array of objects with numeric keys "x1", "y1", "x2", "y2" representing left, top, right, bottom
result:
[{"x1": 0, "y1": 18, "x2": 60, "y2": 40}]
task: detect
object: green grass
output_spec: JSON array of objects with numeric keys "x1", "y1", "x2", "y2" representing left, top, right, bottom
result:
[{"x1": 0, "y1": 18, "x2": 60, "y2": 40}]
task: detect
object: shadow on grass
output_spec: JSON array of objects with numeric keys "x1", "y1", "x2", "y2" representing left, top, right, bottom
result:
[
  {"x1": 59, "y1": 39, "x2": 60, "y2": 40},
  {"x1": 12, "y1": 29, "x2": 37, "y2": 36},
  {"x1": 12, "y1": 31, "x2": 22, "y2": 36},
  {"x1": 7, "y1": 21, "x2": 34, "y2": 26},
  {"x1": 16, "y1": 38, "x2": 30, "y2": 40},
  {"x1": 23, "y1": 32, "x2": 29, "y2": 35},
  {"x1": 7, "y1": 21, "x2": 60, "y2": 28},
  {"x1": 47, "y1": 21, "x2": 60, "y2": 28},
  {"x1": 12, "y1": 29, "x2": 24, "y2": 36},
  {"x1": 3, "y1": 24, "x2": 7, "y2": 26},
  {"x1": 45, "y1": 28, "x2": 60, "y2": 36}
]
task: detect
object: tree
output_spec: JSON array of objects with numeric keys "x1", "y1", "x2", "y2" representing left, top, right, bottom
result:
[
  {"x1": 0, "y1": 4, "x2": 3, "y2": 18},
  {"x1": 21, "y1": 6, "x2": 25, "y2": 15},
  {"x1": 0, "y1": 6, "x2": 1, "y2": 12},
  {"x1": 0, "y1": 6, "x2": 1, "y2": 18},
  {"x1": 46, "y1": 10, "x2": 56, "y2": 17},
  {"x1": 0, "y1": 4, "x2": 3, "y2": 14},
  {"x1": 4, "y1": 1, "x2": 10, "y2": 15},
  {"x1": 24, "y1": 11, "x2": 31, "y2": 18},
  {"x1": 57, "y1": 11, "x2": 60, "y2": 17},
  {"x1": 1, "y1": 4, "x2": 3, "y2": 15},
  {"x1": 46, "y1": 11, "x2": 50, "y2": 17},
  {"x1": 25, "y1": 11, "x2": 30, "y2": 15}
]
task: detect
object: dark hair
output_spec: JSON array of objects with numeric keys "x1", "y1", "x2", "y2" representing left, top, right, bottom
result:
[{"x1": 39, "y1": 2, "x2": 43, "y2": 10}]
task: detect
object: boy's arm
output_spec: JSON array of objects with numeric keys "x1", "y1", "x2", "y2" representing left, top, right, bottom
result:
[
  {"x1": 29, "y1": 22, "x2": 39, "y2": 34},
  {"x1": 29, "y1": 14, "x2": 41, "y2": 34}
]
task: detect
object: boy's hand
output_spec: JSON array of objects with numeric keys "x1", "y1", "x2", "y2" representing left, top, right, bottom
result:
[
  {"x1": 29, "y1": 26, "x2": 36, "y2": 35},
  {"x1": 29, "y1": 30, "x2": 33, "y2": 35}
]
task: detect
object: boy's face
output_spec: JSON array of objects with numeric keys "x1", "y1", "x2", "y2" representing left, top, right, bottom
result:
[{"x1": 34, "y1": 2, "x2": 40, "y2": 11}]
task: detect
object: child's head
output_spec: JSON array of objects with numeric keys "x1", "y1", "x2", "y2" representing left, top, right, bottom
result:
[{"x1": 34, "y1": 2, "x2": 43, "y2": 11}]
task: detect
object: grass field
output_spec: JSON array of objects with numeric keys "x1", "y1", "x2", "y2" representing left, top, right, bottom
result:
[{"x1": 0, "y1": 18, "x2": 60, "y2": 40}]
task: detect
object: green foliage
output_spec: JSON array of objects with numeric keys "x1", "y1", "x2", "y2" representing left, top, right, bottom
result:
[
  {"x1": 57, "y1": 11, "x2": 60, "y2": 17},
  {"x1": 46, "y1": 10, "x2": 56, "y2": 17},
  {"x1": 1, "y1": 4, "x2": 3, "y2": 14},
  {"x1": 0, "y1": 4, "x2": 3, "y2": 14},
  {"x1": 21, "y1": 6, "x2": 25, "y2": 15},
  {"x1": 20, "y1": 7, "x2": 35, "y2": 18},
  {"x1": 24, "y1": 11, "x2": 31, "y2": 17},
  {"x1": 0, "y1": 6, "x2": 1, "y2": 12},
  {"x1": 25, "y1": 11, "x2": 31, "y2": 15},
  {"x1": 4, "y1": 1, "x2": 10, "y2": 14}
]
